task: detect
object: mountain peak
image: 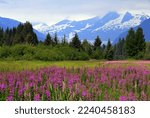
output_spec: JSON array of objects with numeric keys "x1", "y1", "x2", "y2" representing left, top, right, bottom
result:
[
  {"x1": 103, "y1": 11, "x2": 119, "y2": 17},
  {"x1": 100, "y1": 11, "x2": 120, "y2": 23},
  {"x1": 56, "y1": 19, "x2": 72, "y2": 25},
  {"x1": 121, "y1": 12, "x2": 133, "y2": 23}
]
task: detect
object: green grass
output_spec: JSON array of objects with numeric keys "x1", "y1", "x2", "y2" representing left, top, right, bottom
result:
[{"x1": 0, "y1": 60, "x2": 104, "y2": 72}]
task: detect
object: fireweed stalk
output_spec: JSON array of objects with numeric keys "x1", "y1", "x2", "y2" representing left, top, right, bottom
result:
[{"x1": 0, "y1": 65, "x2": 150, "y2": 101}]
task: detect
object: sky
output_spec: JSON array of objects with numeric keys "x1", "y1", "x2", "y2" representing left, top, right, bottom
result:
[{"x1": 0, "y1": 0, "x2": 150, "y2": 25}]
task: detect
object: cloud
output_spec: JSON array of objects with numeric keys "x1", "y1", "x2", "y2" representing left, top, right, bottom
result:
[
  {"x1": 0, "y1": 0, "x2": 7, "y2": 4},
  {"x1": 0, "y1": 0, "x2": 150, "y2": 25}
]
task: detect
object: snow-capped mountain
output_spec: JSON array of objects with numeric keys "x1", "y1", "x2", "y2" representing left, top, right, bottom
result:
[
  {"x1": 33, "y1": 12, "x2": 150, "y2": 43},
  {"x1": 113, "y1": 18, "x2": 150, "y2": 44},
  {"x1": 0, "y1": 17, "x2": 45, "y2": 40},
  {"x1": 33, "y1": 23, "x2": 50, "y2": 34}
]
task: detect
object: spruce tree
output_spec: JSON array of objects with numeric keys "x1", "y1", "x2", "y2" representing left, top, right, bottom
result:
[
  {"x1": 114, "y1": 38, "x2": 125, "y2": 59},
  {"x1": 125, "y1": 28, "x2": 136, "y2": 57},
  {"x1": 70, "y1": 33, "x2": 81, "y2": 49},
  {"x1": 135, "y1": 27, "x2": 146, "y2": 56},
  {"x1": 93, "y1": 36, "x2": 102, "y2": 51},
  {"x1": 82, "y1": 39, "x2": 92, "y2": 55},
  {"x1": 125, "y1": 27, "x2": 146, "y2": 58},
  {"x1": 105, "y1": 39, "x2": 114, "y2": 60},
  {"x1": 0, "y1": 28, "x2": 4, "y2": 46},
  {"x1": 61, "y1": 35, "x2": 68, "y2": 45},
  {"x1": 44, "y1": 33, "x2": 52, "y2": 45},
  {"x1": 54, "y1": 33, "x2": 58, "y2": 46}
]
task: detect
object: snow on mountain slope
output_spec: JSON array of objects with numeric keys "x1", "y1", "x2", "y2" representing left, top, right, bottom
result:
[
  {"x1": 113, "y1": 18, "x2": 150, "y2": 44},
  {"x1": 96, "y1": 12, "x2": 149, "y2": 31},
  {"x1": 33, "y1": 12, "x2": 150, "y2": 42},
  {"x1": 33, "y1": 23, "x2": 50, "y2": 34}
]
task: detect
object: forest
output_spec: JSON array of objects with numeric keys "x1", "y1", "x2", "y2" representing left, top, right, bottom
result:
[{"x1": 0, "y1": 22, "x2": 149, "y2": 61}]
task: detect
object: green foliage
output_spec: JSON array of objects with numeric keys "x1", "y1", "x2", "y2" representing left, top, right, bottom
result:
[
  {"x1": 0, "y1": 44, "x2": 89, "y2": 61},
  {"x1": 0, "y1": 22, "x2": 38, "y2": 46},
  {"x1": 93, "y1": 36, "x2": 102, "y2": 51},
  {"x1": 135, "y1": 27, "x2": 146, "y2": 55},
  {"x1": 125, "y1": 27, "x2": 146, "y2": 58},
  {"x1": 44, "y1": 33, "x2": 53, "y2": 46},
  {"x1": 114, "y1": 38, "x2": 126, "y2": 60},
  {"x1": 0, "y1": 28, "x2": 4, "y2": 46},
  {"x1": 53, "y1": 33, "x2": 58, "y2": 46},
  {"x1": 105, "y1": 40, "x2": 114, "y2": 60},
  {"x1": 144, "y1": 43, "x2": 150, "y2": 60},
  {"x1": 61, "y1": 35, "x2": 68, "y2": 45},
  {"x1": 70, "y1": 33, "x2": 81, "y2": 50},
  {"x1": 125, "y1": 28, "x2": 136, "y2": 57},
  {"x1": 81, "y1": 39, "x2": 92, "y2": 55},
  {"x1": 92, "y1": 48, "x2": 104, "y2": 60},
  {"x1": 0, "y1": 23, "x2": 149, "y2": 61},
  {"x1": 0, "y1": 46, "x2": 11, "y2": 58}
]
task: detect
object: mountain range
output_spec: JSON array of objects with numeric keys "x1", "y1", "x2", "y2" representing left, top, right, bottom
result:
[
  {"x1": 33, "y1": 12, "x2": 150, "y2": 44},
  {"x1": 0, "y1": 11, "x2": 150, "y2": 44}
]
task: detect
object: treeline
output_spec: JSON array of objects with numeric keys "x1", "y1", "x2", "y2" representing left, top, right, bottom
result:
[
  {"x1": 0, "y1": 22, "x2": 38, "y2": 46},
  {"x1": 0, "y1": 22, "x2": 149, "y2": 61}
]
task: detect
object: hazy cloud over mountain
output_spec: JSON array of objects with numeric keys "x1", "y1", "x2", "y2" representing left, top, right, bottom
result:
[{"x1": 0, "y1": 0, "x2": 150, "y2": 25}]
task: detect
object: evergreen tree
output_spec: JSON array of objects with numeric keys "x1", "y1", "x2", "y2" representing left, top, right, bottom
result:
[
  {"x1": 135, "y1": 27, "x2": 146, "y2": 56},
  {"x1": 125, "y1": 27, "x2": 146, "y2": 58},
  {"x1": 125, "y1": 28, "x2": 136, "y2": 57},
  {"x1": 102, "y1": 44, "x2": 106, "y2": 51},
  {"x1": 54, "y1": 33, "x2": 58, "y2": 46},
  {"x1": 114, "y1": 38, "x2": 125, "y2": 59},
  {"x1": 44, "y1": 33, "x2": 52, "y2": 45},
  {"x1": 105, "y1": 39, "x2": 114, "y2": 60},
  {"x1": 4, "y1": 28, "x2": 12, "y2": 46},
  {"x1": 81, "y1": 39, "x2": 92, "y2": 55},
  {"x1": 70, "y1": 33, "x2": 81, "y2": 50},
  {"x1": 0, "y1": 28, "x2": 4, "y2": 46},
  {"x1": 61, "y1": 35, "x2": 68, "y2": 45},
  {"x1": 32, "y1": 33, "x2": 38, "y2": 45},
  {"x1": 93, "y1": 36, "x2": 102, "y2": 50}
]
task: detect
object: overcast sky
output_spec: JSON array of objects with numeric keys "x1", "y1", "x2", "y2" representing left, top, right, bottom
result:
[{"x1": 0, "y1": 0, "x2": 150, "y2": 25}]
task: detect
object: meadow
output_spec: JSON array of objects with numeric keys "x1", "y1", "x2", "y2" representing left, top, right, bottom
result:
[{"x1": 0, "y1": 60, "x2": 150, "y2": 101}]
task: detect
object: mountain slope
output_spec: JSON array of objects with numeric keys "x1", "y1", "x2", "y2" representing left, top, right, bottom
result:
[
  {"x1": 113, "y1": 18, "x2": 150, "y2": 44},
  {"x1": 34, "y1": 12, "x2": 150, "y2": 43},
  {"x1": 0, "y1": 17, "x2": 45, "y2": 40},
  {"x1": 0, "y1": 17, "x2": 20, "y2": 29}
]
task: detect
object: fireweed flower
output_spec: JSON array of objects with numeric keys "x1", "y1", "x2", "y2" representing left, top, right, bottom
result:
[
  {"x1": 119, "y1": 96, "x2": 127, "y2": 101},
  {"x1": 82, "y1": 91, "x2": 87, "y2": 97},
  {"x1": 34, "y1": 94, "x2": 40, "y2": 101},
  {"x1": 7, "y1": 95, "x2": 13, "y2": 101},
  {"x1": 0, "y1": 83, "x2": 6, "y2": 90},
  {"x1": 45, "y1": 90, "x2": 51, "y2": 98},
  {"x1": 0, "y1": 64, "x2": 150, "y2": 101}
]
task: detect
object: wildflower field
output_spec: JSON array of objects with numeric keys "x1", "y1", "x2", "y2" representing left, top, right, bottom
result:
[{"x1": 0, "y1": 61, "x2": 150, "y2": 101}]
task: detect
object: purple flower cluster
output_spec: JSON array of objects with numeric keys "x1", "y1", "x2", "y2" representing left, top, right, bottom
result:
[{"x1": 0, "y1": 65, "x2": 150, "y2": 101}]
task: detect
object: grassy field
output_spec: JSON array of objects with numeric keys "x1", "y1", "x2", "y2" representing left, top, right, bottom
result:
[
  {"x1": 0, "y1": 60, "x2": 104, "y2": 72},
  {"x1": 1, "y1": 60, "x2": 150, "y2": 72}
]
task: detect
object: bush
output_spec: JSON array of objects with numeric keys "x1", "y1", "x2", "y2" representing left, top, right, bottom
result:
[
  {"x1": 0, "y1": 46, "x2": 11, "y2": 58},
  {"x1": 0, "y1": 44, "x2": 89, "y2": 61}
]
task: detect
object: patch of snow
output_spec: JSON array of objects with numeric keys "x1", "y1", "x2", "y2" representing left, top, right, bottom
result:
[{"x1": 94, "y1": 13, "x2": 150, "y2": 31}]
